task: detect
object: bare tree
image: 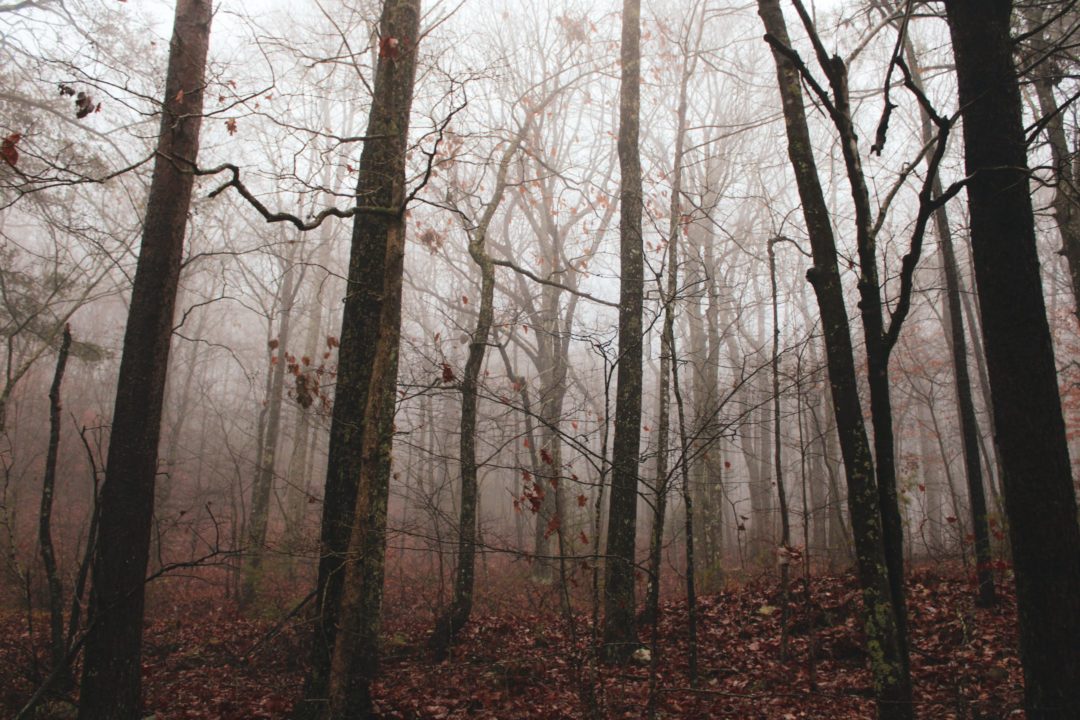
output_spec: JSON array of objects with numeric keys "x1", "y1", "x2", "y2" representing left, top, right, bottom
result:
[
  {"x1": 944, "y1": 2, "x2": 1080, "y2": 714},
  {"x1": 603, "y1": 0, "x2": 644, "y2": 664},
  {"x1": 78, "y1": 1, "x2": 212, "y2": 718}
]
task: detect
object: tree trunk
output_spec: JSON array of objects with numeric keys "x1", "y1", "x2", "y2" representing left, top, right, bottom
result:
[
  {"x1": 77, "y1": 2, "x2": 211, "y2": 718},
  {"x1": 768, "y1": 239, "x2": 792, "y2": 658},
  {"x1": 944, "y1": 3, "x2": 1080, "y2": 714},
  {"x1": 756, "y1": 1, "x2": 911, "y2": 716},
  {"x1": 645, "y1": 27, "x2": 694, "y2": 632},
  {"x1": 294, "y1": 4, "x2": 420, "y2": 714},
  {"x1": 312, "y1": 1, "x2": 421, "y2": 716},
  {"x1": 431, "y1": 126, "x2": 524, "y2": 657},
  {"x1": 40, "y1": 325, "x2": 72, "y2": 690},
  {"x1": 603, "y1": 0, "x2": 644, "y2": 663}
]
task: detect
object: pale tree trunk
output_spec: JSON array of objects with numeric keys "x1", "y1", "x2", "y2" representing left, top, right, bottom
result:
[
  {"x1": 644, "y1": 18, "x2": 696, "y2": 631},
  {"x1": 78, "y1": 2, "x2": 212, "y2": 717},
  {"x1": 284, "y1": 184, "x2": 338, "y2": 547},
  {"x1": 685, "y1": 160, "x2": 725, "y2": 579},
  {"x1": 603, "y1": 0, "x2": 644, "y2": 663},
  {"x1": 916, "y1": 401, "x2": 942, "y2": 554},
  {"x1": 768, "y1": 239, "x2": 792, "y2": 658},
  {"x1": 744, "y1": 384, "x2": 775, "y2": 563},
  {"x1": 242, "y1": 250, "x2": 298, "y2": 607},
  {"x1": 944, "y1": 3, "x2": 1080, "y2": 714},
  {"x1": 283, "y1": 241, "x2": 331, "y2": 548}
]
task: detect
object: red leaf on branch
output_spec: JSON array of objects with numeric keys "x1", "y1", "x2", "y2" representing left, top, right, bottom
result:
[
  {"x1": 540, "y1": 448, "x2": 553, "y2": 465},
  {"x1": 577, "y1": 494, "x2": 587, "y2": 507},
  {"x1": 1, "y1": 133, "x2": 20, "y2": 167},
  {"x1": 441, "y1": 363, "x2": 455, "y2": 383}
]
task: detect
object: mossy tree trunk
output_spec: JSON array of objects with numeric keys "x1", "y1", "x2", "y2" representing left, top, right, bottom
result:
[
  {"x1": 295, "y1": 0, "x2": 421, "y2": 716},
  {"x1": 756, "y1": 1, "x2": 912, "y2": 716}
]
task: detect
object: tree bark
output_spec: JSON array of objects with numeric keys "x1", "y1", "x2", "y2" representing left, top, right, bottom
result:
[
  {"x1": 310, "y1": 1, "x2": 421, "y2": 716},
  {"x1": 944, "y1": 3, "x2": 1080, "y2": 715},
  {"x1": 756, "y1": 1, "x2": 912, "y2": 716},
  {"x1": 294, "y1": 4, "x2": 420, "y2": 713},
  {"x1": 603, "y1": 0, "x2": 644, "y2": 663},
  {"x1": 40, "y1": 324, "x2": 71, "y2": 689},
  {"x1": 77, "y1": 2, "x2": 212, "y2": 718}
]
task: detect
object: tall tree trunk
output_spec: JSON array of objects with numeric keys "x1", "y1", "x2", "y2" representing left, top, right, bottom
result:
[
  {"x1": 944, "y1": 3, "x2": 1080, "y2": 714},
  {"x1": 645, "y1": 21, "x2": 695, "y2": 631},
  {"x1": 431, "y1": 126, "x2": 524, "y2": 656},
  {"x1": 756, "y1": 1, "x2": 912, "y2": 716},
  {"x1": 603, "y1": 0, "x2": 644, "y2": 663},
  {"x1": 40, "y1": 325, "x2": 72, "y2": 690},
  {"x1": 294, "y1": 4, "x2": 420, "y2": 714},
  {"x1": 77, "y1": 2, "x2": 211, "y2": 718},
  {"x1": 315, "y1": 1, "x2": 421, "y2": 716}
]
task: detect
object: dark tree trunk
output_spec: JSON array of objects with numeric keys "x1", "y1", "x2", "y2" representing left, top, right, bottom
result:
[
  {"x1": 40, "y1": 325, "x2": 72, "y2": 689},
  {"x1": 294, "y1": 2, "x2": 421, "y2": 713},
  {"x1": 944, "y1": 3, "x2": 1080, "y2": 715},
  {"x1": 77, "y1": 3, "x2": 212, "y2": 718},
  {"x1": 431, "y1": 128, "x2": 523, "y2": 657},
  {"x1": 304, "y1": 1, "x2": 422, "y2": 717},
  {"x1": 756, "y1": 1, "x2": 912, "y2": 716},
  {"x1": 603, "y1": 0, "x2": 644, "y2": 663}
]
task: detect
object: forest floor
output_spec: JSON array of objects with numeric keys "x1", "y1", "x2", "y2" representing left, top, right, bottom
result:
[{"x1": 0, "y1": 562, "x2": 1024, "y2": 719}]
